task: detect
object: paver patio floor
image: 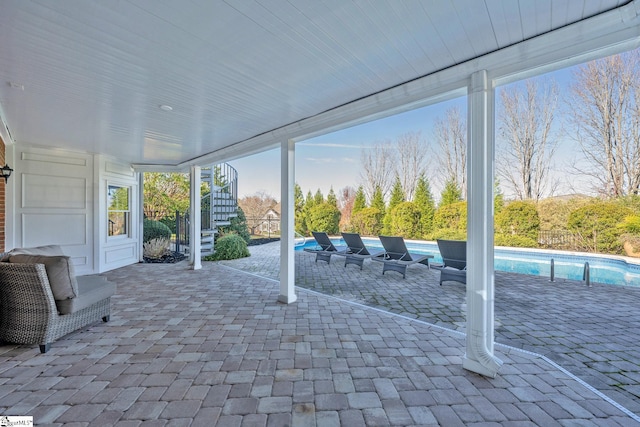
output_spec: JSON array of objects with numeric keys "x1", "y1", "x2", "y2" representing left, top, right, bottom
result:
[
  {"x1": 0, "y1": 241, "x2": 638, "y2": 425},
  {"x1": 221, "y1": 242, "x2": 640, "y2": 419}
]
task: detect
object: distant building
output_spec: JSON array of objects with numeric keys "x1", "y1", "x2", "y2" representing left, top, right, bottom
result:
[{"x1": 258, "y1": 208, "x2": 280, "y2": 235}]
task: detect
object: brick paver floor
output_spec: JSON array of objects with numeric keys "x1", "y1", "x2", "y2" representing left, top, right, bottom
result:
[
  {"x1": 0, "y1": 242, "x2": 638, "y2": 426},
  {"x1": 222, "y1": 242, "x2": 640, "y2": 420}
]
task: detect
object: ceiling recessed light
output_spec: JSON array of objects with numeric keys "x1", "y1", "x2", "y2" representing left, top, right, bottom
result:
[{"x1": 159, "y1": 104, "x2": 173, "y2": 111}]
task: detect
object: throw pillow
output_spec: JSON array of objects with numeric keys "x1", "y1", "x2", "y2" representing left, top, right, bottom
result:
[{"x1": 8, "y1": 254, "x2": 78, "y2": 300}]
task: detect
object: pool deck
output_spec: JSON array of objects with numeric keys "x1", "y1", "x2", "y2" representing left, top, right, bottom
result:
[{"x1": 0, "y1": 241, "x2": 639, "y2": 425}]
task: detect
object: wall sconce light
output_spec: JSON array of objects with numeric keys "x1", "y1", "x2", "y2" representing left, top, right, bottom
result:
[{"x1": 0, "y1": 164, "x2": 13, "y2": 183}]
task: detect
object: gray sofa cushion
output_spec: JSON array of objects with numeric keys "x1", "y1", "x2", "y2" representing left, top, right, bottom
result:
[
  {"x1": 2, "y1": 245, "x2": 65, "y2": 261},
  {"x1": 55, "y1": 275, "x2": 116, "y2": 315},
  {"x1": 8, "y1": 254, "x2": 79, "y2": 301}
]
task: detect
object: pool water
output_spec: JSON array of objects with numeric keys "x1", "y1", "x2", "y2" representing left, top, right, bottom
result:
[{"x1": 297, "y1": 237, "x2": 640, "y2": 287}]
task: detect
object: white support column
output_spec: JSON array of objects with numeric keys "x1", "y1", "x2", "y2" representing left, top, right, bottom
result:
[
  {"x1": 278, "y1": 139, "x2": 297, "y2": 304},
  {"x1": 464, "y1": 70, "x2": 503, "y2": 377},
  {"x1": 138, "y1": 172, "x2": 145, "y2": 263},
  {"x1": 189, "y1": 165, "x2": 202, "y2": 270}
]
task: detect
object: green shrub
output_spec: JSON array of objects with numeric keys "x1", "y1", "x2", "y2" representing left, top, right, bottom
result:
[
  {"x1": 433, "y1": 201, "x2": 467, "y2": 233},
  {"x1": 388, "y1": 202, "x2": 421, "y2": 239},
  {"x1": 567, "y1": 201, "x2": 633, "y2": 254},
  {"x1": 350, "y1": 207, "x2": 383, "y2": 236},
  {"x1": 618, "y1": 215, "x2": 640, "y2": 234},
  {"x1": 428, "y1": 228, "x2": 467, "y2": 241},
  {"x1": 495, "y1": 200, "x2": 540, "y2": 241},
  {"x1": 158, "y1": 216, "x2": 177, "y2": 234},
  {"x1": 205, "y1": 234, "x2": 250, "y2": 260},
  {"x1": 306, "y1": 202, "x2": 341, "y2": 235},
  {"x1": 143, "y1": 219, "x2": 171, "y2": 243}
]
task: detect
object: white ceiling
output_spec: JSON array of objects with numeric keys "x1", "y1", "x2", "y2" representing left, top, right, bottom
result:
[{"x1": 0, "y1": 0, "x2": 633, "y2": 168}]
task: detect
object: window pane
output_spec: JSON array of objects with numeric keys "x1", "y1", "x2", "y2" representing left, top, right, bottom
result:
[
  {"x1": 108, "y1": 212, "x2": 128, "y2": 236},
  {"x1": 108, "y1": 185, "x2": 129, "y2": 210}
]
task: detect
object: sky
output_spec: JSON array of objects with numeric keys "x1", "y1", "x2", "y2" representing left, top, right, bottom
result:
[{"x1": 229, "y1": 64, "x2": 587, "y2": 202}]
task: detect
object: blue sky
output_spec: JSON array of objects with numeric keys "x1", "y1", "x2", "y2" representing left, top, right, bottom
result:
[
  {"x1": 230, "y1": 96, "x2": 466, "y2": 200},
  {"x1": 230, "y1": 65, "x2": 585, "y2": 201}
]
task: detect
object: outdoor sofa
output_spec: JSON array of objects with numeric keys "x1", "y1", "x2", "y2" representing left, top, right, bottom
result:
[{"x1": 0, "y1": 245, "x2": 116, "y2": 353}]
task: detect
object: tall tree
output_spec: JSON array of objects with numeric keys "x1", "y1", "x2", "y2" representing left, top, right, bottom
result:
[
  {"x1": 353, "y1": 186, "x2": 367, "y2": 214},
  {"x1": 294, "y1": 183, "x2": 306, "y2": 235},
  {"x1": 384, "y1": 177, "x2": 405, "y2": 233},
  {"x1": 371, "y1": 186, "x2": 386, "y2": 217},
  {"x1": 413, "y1": 175, "x2": 436, "y2": 235},
  {"x1": 497, "y1": 79, "x2": 559, "y2": 201},
  {"x1": 440, "y1": 179, "x2": 462, "y2": 207},
  {"x1": 143, "y1": 172, "x2": 190, "y2": 220},
  {"x1": 314, "y1": 189, "x2": 324, "y2": 204},
  {"x1": 360, "y1": 141, "x2": 395, "y2": 201},
  {"x1": 388, "y1": 177, "x2": 405, "y2": 210},
  {"x1": 395, "y1": 131, "x2": 429, "y2": 200},
  {"x1": 327, "y1": 187, "x2": 338, "y2": 207},
  {"x1": 434, "y1": 107, "x2": 467, "y2": 199},
  {"x1": 305, "y1": 190, "x2": 315, "y2": 209},
  {"x1": 567, "y1": 49, "x2": 640, "y2": 196}
]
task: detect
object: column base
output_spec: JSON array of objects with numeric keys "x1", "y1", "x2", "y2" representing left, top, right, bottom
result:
[
  {"x1": 463, "y1": 354, "x2": 503, "y2": 378},
  {"x1": 277, "y1": 294, "x2": 297, "y2": 304}
]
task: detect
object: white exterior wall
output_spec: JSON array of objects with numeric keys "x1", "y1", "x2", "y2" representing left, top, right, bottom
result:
[{"x1": 8, "y1": 144, "x2": 139, "y2": 274}]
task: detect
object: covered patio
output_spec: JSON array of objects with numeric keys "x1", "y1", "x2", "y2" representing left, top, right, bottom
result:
[
  {"x1": 1, "y1": 246, "x2": 639, "y2": 425},
  {"x1": 1, "y1": 1, "x2": 640, "y2": 424}
]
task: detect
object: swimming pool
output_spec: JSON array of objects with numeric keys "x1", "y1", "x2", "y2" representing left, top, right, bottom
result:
[{"x1": 296, "y1": 237, "x2": 640, "y2": 287}]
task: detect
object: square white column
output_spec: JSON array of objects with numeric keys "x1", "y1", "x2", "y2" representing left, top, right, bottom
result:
[{"x1": 278, "y1": 139, "x2": 297, "y2": 304}]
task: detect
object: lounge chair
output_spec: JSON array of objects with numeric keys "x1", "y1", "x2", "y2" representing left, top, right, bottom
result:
[
  {"x1": 371, "y1": 235, "x2": 433, "y2": 278},
  {"x1": 338, "y1": 232, "x2": 385, "y2": 269},
  {"x1": 303, "y1": 231, "x2": 347, "y2": 264},
  {"x1": 432, "y1": 239, "x2": 467, "y2": 285}
]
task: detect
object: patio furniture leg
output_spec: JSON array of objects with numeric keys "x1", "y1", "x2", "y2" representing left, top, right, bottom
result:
[
  {"x1": 344, "y1": 255, "x2": 364, "y2": 270},
  {"x1": 316, "y1": 252, "x2": 332, "y2": 264},
  {"x1": 382, "y1": 263, "x2": 407, "y2": 278}
]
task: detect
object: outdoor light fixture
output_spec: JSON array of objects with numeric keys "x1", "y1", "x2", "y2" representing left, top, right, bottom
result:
[{"x1": 0, "y1": 164, "x2": 13, "y2": 183}]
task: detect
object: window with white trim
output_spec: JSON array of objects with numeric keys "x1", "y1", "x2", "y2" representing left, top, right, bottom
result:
[{"x1": 107, "y1": 184, "x2": 130, "y2": 237}]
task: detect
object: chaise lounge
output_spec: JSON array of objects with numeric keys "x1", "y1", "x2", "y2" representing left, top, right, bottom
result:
[
  {"x1": 303, "y1": 231, "x2": 347, "y2": 264},
  {"x1": 432, "y1": 239, "x2": 467, "y2": 285},
  {"x1": 371, "y1": 235, "x2": 433, "y2": 278},
  {"x1": 0, "y1": 245, "x2": 116, "y2": 353},
  {"x1": 338, "y1": 232, "x2": 385, "y2": 269}
]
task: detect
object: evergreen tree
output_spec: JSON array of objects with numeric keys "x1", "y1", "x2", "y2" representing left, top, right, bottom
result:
[
  {"x1": 353, "y1": 186, "x2": 367, "y2": 214},
  {"x1": 305, "y1": 190, "x2": 315, "y2": 209},
  {"x1": 314, "y1": 189, "x2": 324, "y2": 204},
  {"x1": 294, "y1": 183, "x2": 306, "y2": 235},
  {"x1": 440, "y1": 179, "x2": 462, "y2": 207},
  {"x1": 388, "y1": 177, "x2": 405, "y2": 210},
  {"x1": 383, "y1": 177, "x2": 405, "y2": 233},
  {"x1": 371, "y1": 186, "x2": 386, "y2": 218},
  {"x1": 294, "y1": 183, "x2": 305, "y2": 212},
  {"x1": 327, "y1": 187, "x2": 338, "y2": 207},
  {"x1": 414, "y1": 175, "x2": 436, "y2": 235}
]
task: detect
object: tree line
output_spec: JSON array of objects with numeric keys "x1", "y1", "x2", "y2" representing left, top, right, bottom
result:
[{"x1": 143, "y1": 49, "x2": 640, "y2": 256}]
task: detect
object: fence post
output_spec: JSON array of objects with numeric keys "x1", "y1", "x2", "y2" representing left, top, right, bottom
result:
[{"x1": 549, "y1": 258, "x2": 554, "y2": 282}]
